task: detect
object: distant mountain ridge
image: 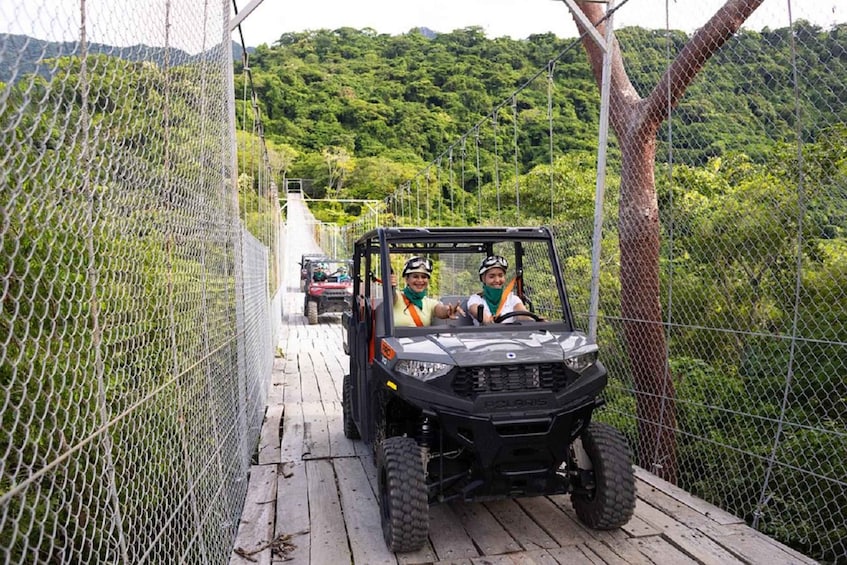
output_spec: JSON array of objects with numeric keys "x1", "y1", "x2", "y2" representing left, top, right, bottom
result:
[{"x1": 0, "y1": 33, "x2": 244, "y2": 84}]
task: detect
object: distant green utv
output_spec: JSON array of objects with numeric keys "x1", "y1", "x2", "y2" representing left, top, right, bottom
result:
[{"x1": 341, "y1": 227, "x2": 636, "y2": 553}]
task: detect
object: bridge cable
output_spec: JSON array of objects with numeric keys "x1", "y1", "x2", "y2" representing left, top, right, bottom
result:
[
  {"x1": 512, "y1": 96, "x2": 521, "y2": 222},
  {"x1": 755, "y1": 0, "x2": 806, "y2": 530},
  {"x1": 547, "y1": 61, "x2": 556, "y2": 223},
  {"x1": 492, "y1": 112, "x2": 502, "y2": 221},
  {"x1": 475, "y1": 127, "x2": 483, "y2": 221},
  {"x1": 460, "y1": 137, "x2": 468, "y2": 225},
  {"x1": 650, "y1": 0, "x2": 678, "y2": 478}
]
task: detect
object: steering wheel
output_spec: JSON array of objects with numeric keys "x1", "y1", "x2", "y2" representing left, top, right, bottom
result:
[{"x1": 493, "y1": 310, "x2": 543, "y2": 323}]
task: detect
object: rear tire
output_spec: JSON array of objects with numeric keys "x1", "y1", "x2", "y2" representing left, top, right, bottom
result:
[
  {"x1": 571, "y1": 422, "x2": 636, "y2": 530},
  {"x1": 307, "y1": 300, "x2": 318, "y2": 325},
  {"x1": 378, "y1": 436, "x2": 429, "y2": 552},
  {"x1": 342, "y1": 374, "x2": 359, "y2": 439}
]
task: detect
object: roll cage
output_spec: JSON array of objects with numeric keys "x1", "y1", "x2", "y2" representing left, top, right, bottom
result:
[{"x1": 351, "y1": 227, "x2": 576, "y2": 339}]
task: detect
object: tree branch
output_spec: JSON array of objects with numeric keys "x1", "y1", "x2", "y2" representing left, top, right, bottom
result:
[
  {"x1": 643, "y1": 0, "x2": 765, "y2": 127},
  {"x1": 572, "y1": 2, "x2": 641, "y2": 135}
]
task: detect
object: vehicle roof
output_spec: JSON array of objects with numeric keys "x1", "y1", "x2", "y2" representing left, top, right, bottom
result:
[{"x1": 355, "y1": 227, "x2": 555, "y2": 251}]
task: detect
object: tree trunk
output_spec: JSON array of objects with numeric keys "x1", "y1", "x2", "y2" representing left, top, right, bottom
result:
[
  {"x1": 572, "y1": 0, "x2": 764, "y2": 482},
  {"x1": 618, "y1": 131, "x2": 678, "y2": 479}
]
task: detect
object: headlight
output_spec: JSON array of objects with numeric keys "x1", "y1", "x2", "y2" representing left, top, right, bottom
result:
[
  {"x1": 564, "y1": 351, "x2": 597, "y2": 373},
  {"x1": 395, "y1": 359, "x2": 453, "y2": 381}
]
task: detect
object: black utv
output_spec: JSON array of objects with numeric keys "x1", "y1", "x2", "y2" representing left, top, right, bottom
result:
[{"x1": 342, "y1": 227, "x2": 636, "y2": 552}]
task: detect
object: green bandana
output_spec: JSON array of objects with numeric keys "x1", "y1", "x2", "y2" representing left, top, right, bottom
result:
[
  {"x1": 482, "y1": 285, "x2": 503, "y2": 316},
  {"x1": 403, "y1": 286, "x2": 427, "y2": 310}
]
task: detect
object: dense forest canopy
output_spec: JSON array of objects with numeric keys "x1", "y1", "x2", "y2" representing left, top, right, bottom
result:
[{"x1": 235, "y1": 22, "x2": 846, "y2": 219}]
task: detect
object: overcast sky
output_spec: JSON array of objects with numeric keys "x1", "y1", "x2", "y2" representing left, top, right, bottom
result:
[{"x1": 0, "y1": 0, "x2": 842, "y2": 53}]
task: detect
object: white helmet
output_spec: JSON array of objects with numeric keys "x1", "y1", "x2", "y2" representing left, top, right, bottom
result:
[
  {"x1": 402, "y1": 256, "x2": 433, "y2": 277},
  {"x1": 478, "y1": 255, "x2": 508, "y2": 280}
]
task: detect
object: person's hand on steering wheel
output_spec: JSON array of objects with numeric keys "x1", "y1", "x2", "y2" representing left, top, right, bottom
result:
[{"x1": 492, "y1": 310, "x2": 543, "y2": 324}]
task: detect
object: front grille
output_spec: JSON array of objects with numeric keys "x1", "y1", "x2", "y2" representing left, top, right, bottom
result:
[
  {"x1": 322, "y1": 289, "x2": 349, "y2": 298},
  {"x1": 452, "y1": 363, "x2": 570, "y2": 398}
]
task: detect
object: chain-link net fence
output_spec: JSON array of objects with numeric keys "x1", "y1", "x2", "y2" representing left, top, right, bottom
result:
[
  {"x1": 1, "y1": 1, "x2": 282, "y2": 563},
  {"x1": 330, "y1": 2, "x2": 844, "y2": 562}
]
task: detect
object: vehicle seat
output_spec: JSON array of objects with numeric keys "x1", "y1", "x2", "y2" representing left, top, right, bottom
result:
[
  {"x1": 373, "y1": 298, "x2": 385, "y2": 335},
  {"x1": 434, "y1": 296, "x2": 474, "y2": 327}
]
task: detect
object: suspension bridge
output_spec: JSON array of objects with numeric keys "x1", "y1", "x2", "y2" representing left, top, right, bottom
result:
[
  {"x1": 1, "y1": 0, "x2": 845, "y2": 564},
  {"x1": 228, "y1": 193, "x2": 817, "y2": 565}
]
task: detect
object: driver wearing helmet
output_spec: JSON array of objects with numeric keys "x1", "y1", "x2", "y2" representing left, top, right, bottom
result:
[
  {"x1": 312, "y1": 262, "x2": 328, "y2": 282},
  {"x1": 467, "y1": 255, "x2": 529, "y2": 325},
  {"x1": 393, "y1": 256, "x2": 463, "y2": 327}
]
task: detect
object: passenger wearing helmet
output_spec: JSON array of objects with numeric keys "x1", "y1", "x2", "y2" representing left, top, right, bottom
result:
[
  {"x1": 335, "y1": 264, "x2": 351, "y2": 282},
  {"x1": 393, "y1": 256, "x2": 462, "y2": 327},
  {"x1": 467, "y1": 255, "x2": 529, "y2": 325}
]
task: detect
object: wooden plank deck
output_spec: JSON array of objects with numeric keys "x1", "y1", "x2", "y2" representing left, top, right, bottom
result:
[
  {"x1": 231, "y1": 196, "x2": 817, "y2": 564},
  {"x1": 230, "y1": 296, "x2": 817, "y2": 565}
]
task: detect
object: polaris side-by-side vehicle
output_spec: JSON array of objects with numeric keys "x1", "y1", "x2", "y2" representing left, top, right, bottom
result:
[
  {"x1": 299, "y1": 253, "x2": 327, "y2": 292},
  {"x1": 303, "y1": 258, "x2": 353, "y2": 325},
  {"x1": 341, "y1": 227, "x2": 636, "y2": 552}
]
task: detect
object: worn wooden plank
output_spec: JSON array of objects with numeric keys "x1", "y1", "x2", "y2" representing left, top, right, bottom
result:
[
  {"x1": 257, "y1": 404, "x2": 283, "y2": 465},
  {"x1": 548, "y1": 504, "x2": 661, "y2": 565},
  {"x1": 306, "y1": 459, "x2": 352, "y2": 564},
  {"x1": 517, "y1": 496, "x2": 590, "y2": 547},
  {"x1": 267, "y1": 357, "x2": 286, "y2": 404},
  {"x1": 580, "y1": 538, "x2": 651, "y2": 565},
  {"x1": 484, "y1": 499, "x2": 558, "y2": 550},
  {"x1": 634, "y1": 467, "x2": 744, "y2": 526},
  {"x1": 449, "y1": 501, "x2": 522, "y2": 555},
  {"x1": 545, "y1": 544, "x2": 606, "y2": 564},
  {"x1": 711, "y1": 524, "x2": 820, "y2": 565},
  {"x1": 397, "y1": 540, "x2": 439, "y2": 565},
  {"x1": 663, "y1": 528, "x2": 746, "y2": 565},
  {"x1": 334, "y1": 457, "x2": 398, "y2": 565},
  {"x1": 301, "y1": 401, "x2": 330, "y2": 460},
  {"x1": 230, "y1": 465, "x2": 278, "y2": 565},
  {"x1": 576, "y1": 530, "x2": 656, "y2": 565},
  {"x1": 635, "y1": 479, "x2": 723, "y2": 531},
  {"x1": 629, "y1": 535, "x2": 699, "y2": 564},
  {"x1": 276, "y1": 461, "x2": 310, "y2": 565},
  {"x1": 428, "y1": 503, "x2": 479, "y2": 561},
  {"x1": 280, "y1": 402, "x2": 305, "y2": 464},
  {"x1": 310, "y1": 350, "x2": 341, "y2": 402},
  {"x1": 469, "y1": 549, "x2": 561, "y2": 564},
  {"x1": 619, "y1": 512, "x2": 663, "y2": 538},
  {"x1": 326, "y1": 400, "x2": 357, "y2": 458},
  {"x1": 282, "y1": 360, "x2": 302, "y2": 404},
  {"x1": 299, "y1": 353, "x2": 322, "y2": 403},
  {"x1": 631, "y1": 495, "x2": 745, "y2": 563}
]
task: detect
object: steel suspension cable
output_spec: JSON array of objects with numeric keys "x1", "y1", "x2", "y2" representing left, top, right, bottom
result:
[
  {"x1": 754, "y1": 0, "x2": 806, "y2": 531},
  {"x1": 460, "y1": 138, "x2": 468, "y2": 225},
  {"x1": 475, "y1": 127, "x2": 482, "y2": 222},
  {"x1": 492, "y1": 113, "x2": 501, "y2": 221},
  {"x1": 547, "y1": 61, "x2": 556, "y2": 223},
  {"x1": 512, "y1": 96, "x2": 521, "y2": 222},
  {"x1": 436, "y1": 159, "x2": 442, "y2": 224},
  {"x1": 651, "y1": 0, "x2": 677, "y2": 477}
]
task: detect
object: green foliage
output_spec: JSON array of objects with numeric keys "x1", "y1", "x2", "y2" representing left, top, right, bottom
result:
[{"x1": 2, "y1": 51, "x2": 244, "y2": 562}]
